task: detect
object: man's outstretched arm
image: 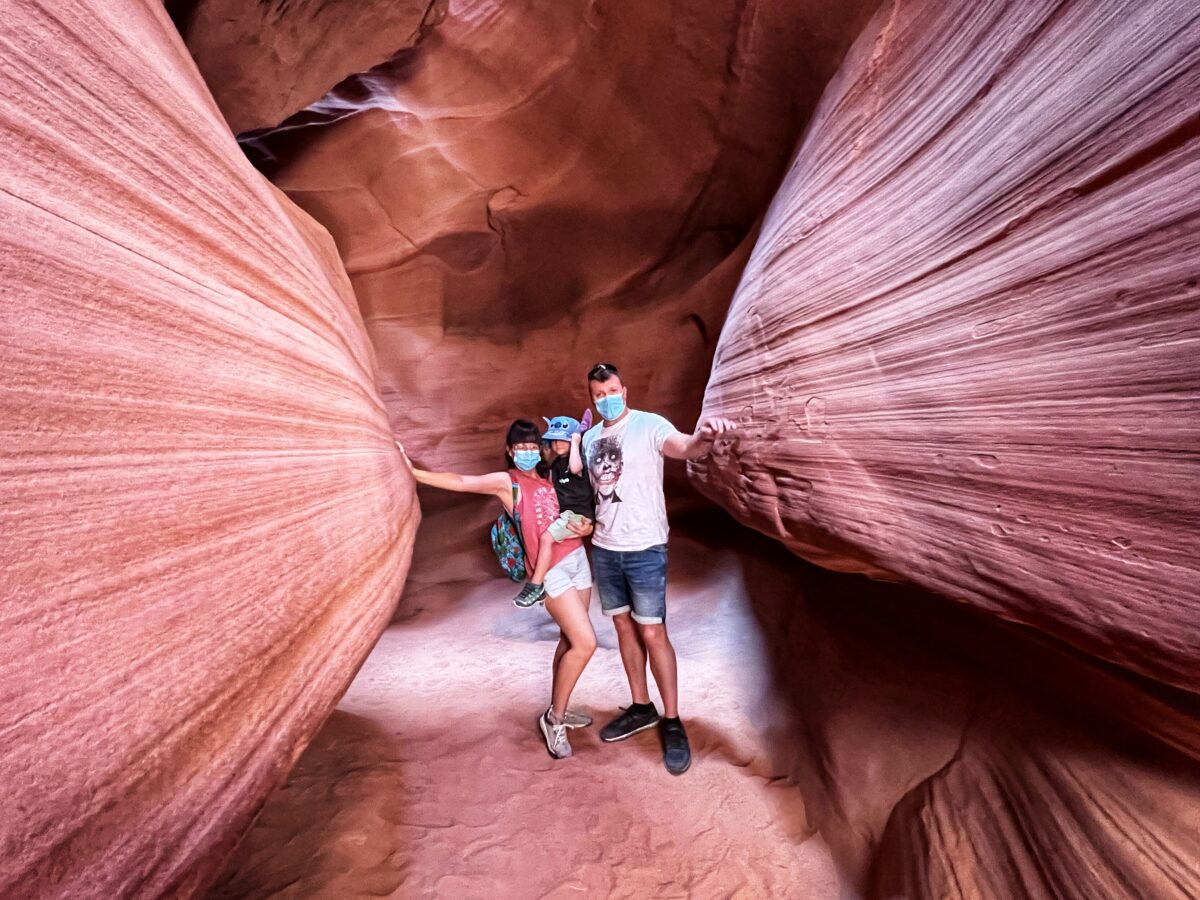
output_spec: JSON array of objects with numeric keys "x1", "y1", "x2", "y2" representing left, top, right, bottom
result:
[{"x1": 662, "y1": 416, "x2": 737, "y2": 460}]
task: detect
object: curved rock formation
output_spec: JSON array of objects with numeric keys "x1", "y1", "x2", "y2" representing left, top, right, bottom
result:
[
  {"x1": 693, "y1": 0, "x2": 1200, "y2": 695},
  {"x1": 0, "y1": 2, "x2": 416, "y2": 897},
  {"x1": 231, "y1": 0, "x2": 883, "y2": 605},
  {"x1": 239, "y1": 0, "x2": 882, "y2": 478},
  {"x1": 735, "y1": 529, "x2": 1200, "y2": 900},
  {"x1": 171, "y1": 0, "x2": 441, "y2": 134}
]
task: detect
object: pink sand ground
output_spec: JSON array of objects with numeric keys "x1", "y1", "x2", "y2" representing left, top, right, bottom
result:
[{"x1": 208, "y1": 535, "x2": 842, "y2": 898}]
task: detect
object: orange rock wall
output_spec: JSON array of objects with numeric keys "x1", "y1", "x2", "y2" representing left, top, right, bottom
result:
[
  {"x1": 172, "y1": 0, "x2": 439, "y2": 134},
  {"x1": 0, "y1": 2, "x2": 416, "y2": 897},
  {"x1": 237, "y1": 0, "x2": 882, "y2": 606},
  {"x1": 693, "y1": 0, "x2": 1200, "y2": 694},
  {"x1": 243, "y1": 0, "x2": 882, "y2": 476},
  {"x1": 736, "y1": 533, "x2": 1200, "y2": 900}
]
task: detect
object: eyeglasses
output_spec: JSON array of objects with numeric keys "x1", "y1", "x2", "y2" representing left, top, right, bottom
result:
[{"x1": 588, "y1": 362, "x2": 619, "y2": 380}]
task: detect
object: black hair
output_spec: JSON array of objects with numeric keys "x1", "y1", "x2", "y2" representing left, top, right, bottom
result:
[
  {"x1": 587, "y1": 361, "x2": 621, "y2": 384},
  {"x1": 504, "y1": 419, "x2": 550, "y2": 476}
]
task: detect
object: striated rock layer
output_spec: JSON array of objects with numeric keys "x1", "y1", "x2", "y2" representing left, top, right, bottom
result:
[
  {"x1": 235, "y1": 0, "x2": 881, "y2": 604},
  {"x1": 693, "y1": 0, "x2": 1200, "y2": 696},
  {"x1": 241, "y1": 0, "x2": 882, "y2": 477},
  {"x1": 733, "y1": 527, "x2": 1200, "y2": 900},
  {"x1": 0, "y1": 2, "x2": 416, "y2": 897},
  {"x1": 170, "y1": 0, "x2": 440, "y2": 135}
]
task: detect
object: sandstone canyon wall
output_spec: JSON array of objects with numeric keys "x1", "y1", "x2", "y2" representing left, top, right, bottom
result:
[
  {"x1": 230, "y1": 0, "x2": 883, "y2": 602},
  {"x1": 693, "y1": 0, "x2": 1200, "y2": 696},
  {"x1": 0, "y1": 2, "x2": 416, "y2": 897},
  {"x1": 170, "y1": 0, "x2": 441, "y2": 135},
  {"x1": 240, "y1": 0, "x2": 883, "y2": 478},
  {"x1": 734, "y1": 531, "x2": 1200, "y2": 900}
]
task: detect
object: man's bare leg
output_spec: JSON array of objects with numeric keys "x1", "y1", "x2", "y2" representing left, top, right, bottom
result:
[
  {"x1": 611, "y1": 612, "x2": 651, "y2": 704},
  {"x1": 638, "y1": 623, "x2": 678, "y2": 718}
]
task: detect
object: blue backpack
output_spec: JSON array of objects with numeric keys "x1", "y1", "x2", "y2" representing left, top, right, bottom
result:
[{"x1": 490, "y1": 483, "x2": 528, "y2": 581}]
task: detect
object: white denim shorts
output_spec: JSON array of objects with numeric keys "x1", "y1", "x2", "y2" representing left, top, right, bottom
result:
[{"x1": 543, "y1": 546, "x2": 593, "y2": 599}]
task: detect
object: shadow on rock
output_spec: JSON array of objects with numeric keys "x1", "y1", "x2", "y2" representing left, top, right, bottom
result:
[
  {"x1": 207, "y1": 712, "x2": 408, "y2": 900},
  {"x1": 673, "y1": 509, "x2": 1200, "y2": 899}
]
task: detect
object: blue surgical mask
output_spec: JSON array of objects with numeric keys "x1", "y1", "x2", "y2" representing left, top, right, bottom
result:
[
  {"x1": 595, "y1": 393, "x2": 626, "y2": 421},
  {"x1": 513, "y1": 449, "x2": 541, "y2": 471}
]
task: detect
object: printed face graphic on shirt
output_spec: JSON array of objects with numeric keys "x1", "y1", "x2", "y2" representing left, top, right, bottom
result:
[{"x1": 589, "y1": 436, "x2": 623, "y2": 491}]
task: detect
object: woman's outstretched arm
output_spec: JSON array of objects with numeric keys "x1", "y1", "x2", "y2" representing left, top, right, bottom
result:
[{"x1": 396, "y1": 441, "x2": 511, "y2": 503}]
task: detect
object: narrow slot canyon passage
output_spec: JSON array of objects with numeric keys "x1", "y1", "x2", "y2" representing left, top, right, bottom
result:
[
  {"x1": 206, "y1": 522, "x2": 843, "y2": 898},
  {"x1": 3, "y1": 2, "x2": 1198, "y2": 898},
  {"x1": 207, "y1": 512, "x2": 1200, "y2": 899}
]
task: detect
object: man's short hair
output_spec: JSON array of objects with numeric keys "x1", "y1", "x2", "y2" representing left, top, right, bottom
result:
[{"x1": 587, "y1": 362, "x2": 621, "y2": 384}]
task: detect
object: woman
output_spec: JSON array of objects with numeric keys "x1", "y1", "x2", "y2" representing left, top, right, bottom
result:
[{"x1": 396, "y1": 419, "x2": 597, "y2": 760}]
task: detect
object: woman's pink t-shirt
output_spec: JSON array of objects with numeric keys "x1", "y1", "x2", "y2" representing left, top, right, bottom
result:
[{"x1": 510, "y1": 469, "x2": 581, "y2": 571}]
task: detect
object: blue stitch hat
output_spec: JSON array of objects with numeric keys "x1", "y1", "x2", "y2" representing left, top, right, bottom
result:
[{"x1": 542, "y1": 415, "x2": 581, "y2": 441}]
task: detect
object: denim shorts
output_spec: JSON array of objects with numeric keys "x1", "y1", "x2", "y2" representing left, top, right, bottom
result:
[{"x1": 592, "y1": 544, "x2": 668, "y2": 625}]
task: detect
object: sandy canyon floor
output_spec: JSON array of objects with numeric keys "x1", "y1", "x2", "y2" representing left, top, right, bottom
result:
[{"x1": 208, "y1": 535, "x2": 842, "y2": 899}]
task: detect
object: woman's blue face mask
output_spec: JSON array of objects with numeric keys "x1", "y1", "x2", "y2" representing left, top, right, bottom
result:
[
  {"x1": 595, "y1": 393, "x2": 625, "y2": 421},
  {"x1": 513, "y1": 449, "x2": 541, "y2": 471}
]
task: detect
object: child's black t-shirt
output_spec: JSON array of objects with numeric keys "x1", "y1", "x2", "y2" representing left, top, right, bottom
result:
[{"x1": 550, "y1": 454, "x2": 595, "y2": 520}]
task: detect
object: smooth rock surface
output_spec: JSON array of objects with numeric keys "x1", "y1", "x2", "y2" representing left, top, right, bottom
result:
[
  {"x1": 735, "y1": 526, "x2": 1200, "y2": 899},
  {"x1": 235, "y1": 0, "x2": 881, "y2": 604},
  {"x1": 693, "y1": 0, "x2": 1200, "y2": 694},
  {"x1": 0, "y1": 2, "x2": 416, "y2": 897},
  {"x1": 242, "y1": 0, "x2": 882, "y2": 477},
  {"x1": 207, "y1": 531, "x2": 844, "y2": 899},
  {"x1": 171, "y1": 0, "x2": 439, "y2": 134}
]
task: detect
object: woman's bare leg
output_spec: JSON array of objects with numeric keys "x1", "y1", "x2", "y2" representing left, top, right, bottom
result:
[
  {"x1": 545, "y1": 587, "x2": 597, "y2": 719},
  {"x1": 552, "y1": 634, "x2": 568, "y2": 677},
  {"x1": 552, "y1": 587, "x2": 590, "y2": 687}
]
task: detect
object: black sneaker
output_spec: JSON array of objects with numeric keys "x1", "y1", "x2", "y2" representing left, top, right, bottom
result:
[
  {"x1": 661, "y1": 718, "x2": 691, "y2": 775},
  {"x1": 513, "y1": 582, "x2": 546, "y2": 608},
  {"x1": 599, "y1": 704, "x2": 660, "y2": 742}
]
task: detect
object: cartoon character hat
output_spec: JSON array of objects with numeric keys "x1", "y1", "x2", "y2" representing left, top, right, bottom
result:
[{"x1": 542, "y1": 415, "x2": 582, "y2": 441}]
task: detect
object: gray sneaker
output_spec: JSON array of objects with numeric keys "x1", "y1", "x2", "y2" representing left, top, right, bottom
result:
[
  {"x1": 562, "y1": 709, "x2": 593, "y2": 729},
  {"x1": 513, "y1": 582, "x2": 546, "y2": 608},
  {"x1": 539, "y1": 710, "x2": 572, "y2": 759}
]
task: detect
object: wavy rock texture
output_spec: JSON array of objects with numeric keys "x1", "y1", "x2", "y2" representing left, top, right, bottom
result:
[
  {"x1": 242, "y1": 0, "x2": 882, "y2": 476},
  {"x1": 693, "y1": 0, "x2": 1200, "y2": 695},
  {"x1": 170, "y1": 0, "x2": 439, "y2": 134},
  {"x1": 872, "y1": 706, "x2": 1200, "y2": 899},
  {"x1": 235, "y1": 0, "x2": 881, "y2": 601},
  {"x1": 0, "y1": 2, "x2": 416, "y2": 897},
  {"x1": 737, "y1": 535, "x2": 1200, "y2": 899}
]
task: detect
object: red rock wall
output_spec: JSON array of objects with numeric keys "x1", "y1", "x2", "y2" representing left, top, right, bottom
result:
[
  {"x1": 231, "y1": 0, "x2": 882, "y2": 604},
  {"x1": 241, "y1": 0, "x2": 882, "y2": 477},
  {"x1": 172, "y1": 0, "x2": 439, "y2": 134},
  {"x1": 693, "y1": 0, "x2": 1200, "y2": 695},
  {"x1": 0, "y1": 2, "x2": 416, "y2": 897},
  {"x1": 735, "y1": 531, "x2": 1200, "y2": 900}
]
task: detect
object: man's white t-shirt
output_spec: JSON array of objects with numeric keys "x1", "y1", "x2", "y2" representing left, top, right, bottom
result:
[{"x1": 581, "y1": 410, "x2": 677, "y2": 551}]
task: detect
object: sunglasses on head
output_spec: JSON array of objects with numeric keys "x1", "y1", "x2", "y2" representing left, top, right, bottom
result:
[{"x1": 588, "y1": 362, "x2": 619, "y2": 380}]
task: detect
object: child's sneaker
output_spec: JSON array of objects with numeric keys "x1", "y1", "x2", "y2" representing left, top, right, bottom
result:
[{"x1": 513, "y1": 582, "x2": 546, "y2": 608}]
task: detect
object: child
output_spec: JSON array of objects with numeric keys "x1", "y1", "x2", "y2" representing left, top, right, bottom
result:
[{"x1": 513, "y1": 411, "x2": 595, "y2": 607}]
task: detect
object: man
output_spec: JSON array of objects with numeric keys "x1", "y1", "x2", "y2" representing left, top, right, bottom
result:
[{"x1": 581, "y1": 362, "x2": 735, "y2": 774}]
